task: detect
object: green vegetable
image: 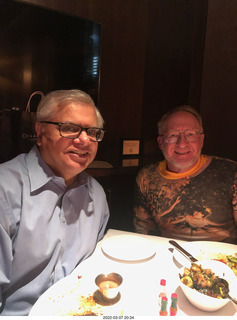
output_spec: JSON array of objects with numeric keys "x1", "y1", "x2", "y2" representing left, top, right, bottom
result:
[
  {"x1": 180, "y1": 276, "x2": 193, "y2": 287},
  {"x1": 227, "y1": 255, "x2": 237, "y2": 263}
]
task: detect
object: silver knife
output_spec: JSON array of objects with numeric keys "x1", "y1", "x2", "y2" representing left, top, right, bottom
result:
[{"x1": 169, "y1": 240, "x2": 198, "y2": 263}]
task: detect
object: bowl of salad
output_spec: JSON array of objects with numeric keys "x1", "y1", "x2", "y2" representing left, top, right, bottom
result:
[{"x1": 179, "y1": 259, "x2": 237, "y2": 311}]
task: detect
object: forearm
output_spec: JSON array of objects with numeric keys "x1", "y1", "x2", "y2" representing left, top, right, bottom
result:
[
  {"x1": 133, "y1": 180, "x2": 160, "y2": 235},
  {"x1": 133, "y1": 205, "x2": 160, "y2": 235}
]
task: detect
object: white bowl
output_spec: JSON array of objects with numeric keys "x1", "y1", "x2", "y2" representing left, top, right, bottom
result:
[{"x1": 179, "y1": 259, "x2": 237, "y2": 312}]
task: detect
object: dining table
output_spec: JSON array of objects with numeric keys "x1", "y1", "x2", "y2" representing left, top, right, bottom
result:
[{"x1": 29, "y1": 228, "x2": 237, "y2": 318}]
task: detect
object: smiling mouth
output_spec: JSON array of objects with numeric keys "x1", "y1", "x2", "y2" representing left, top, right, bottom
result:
[
  {"x1": 175, "y1": 151, "x2": 190, "y2": 156},
  {"x1": 68, "y1": 150, "x2": 89, "y2": 157}
]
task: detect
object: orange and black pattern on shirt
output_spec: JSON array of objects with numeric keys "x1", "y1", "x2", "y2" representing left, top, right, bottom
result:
[{"x1": 133, "y1": 156, "x2": 237, "y2": 244}]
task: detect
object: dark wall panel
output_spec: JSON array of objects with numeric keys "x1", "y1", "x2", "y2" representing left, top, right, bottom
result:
[
  {"x1": 21, "y1": 0, "x2": 148, "y2": 164},
  {"x1": 8, "y1": 0, "x2": 237, "y2": 163},
  {"x1": 200, "y1": 0, "x2": 237, "y2": 161}
]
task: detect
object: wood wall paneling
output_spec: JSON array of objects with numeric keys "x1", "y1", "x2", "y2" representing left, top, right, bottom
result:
[
  {"x1": 200, "y1": 0, "x2": 237, "y2": 161},
  {"x1": 141, "y1": 0, "x2": 198, "y2": 159},
  {"x1": 11, "y1": 0, "x2": 237, "y2": 162},
  {"x1": 21, "y1": 0, "x2": 148, "y2": 164}
]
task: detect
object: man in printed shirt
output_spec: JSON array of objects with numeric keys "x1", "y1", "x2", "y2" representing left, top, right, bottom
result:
[
  {"x1": 0, "y1": 89, "x2": 109, "y2": 315},
  {"x1": 133, "y1": 105, "x2": 237, "y2": 244}
]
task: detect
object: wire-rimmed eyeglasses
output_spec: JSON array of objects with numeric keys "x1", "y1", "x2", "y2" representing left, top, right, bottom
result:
[
  {"x1": 160, "y1": 129, "x2": 204, "y2": 144},
  {"x1": 40, "y1": 121, "x2": 105, "y2": 142}
]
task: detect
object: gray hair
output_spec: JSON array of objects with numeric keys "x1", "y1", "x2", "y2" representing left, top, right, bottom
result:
[
  {"x1": 157, "y1": 105, "x2": 203, "y2": 135},
  {"x1": 36, "y1": 89, "x2": 104, "y2": 128}
]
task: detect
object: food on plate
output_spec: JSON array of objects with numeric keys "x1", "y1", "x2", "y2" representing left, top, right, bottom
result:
[
  {"x1": 179, "y1": 263, "x2": 230, "y2": 299},
  {"x1": 55, "y1": 294, "x2": 103, "y2": 316},
  {"x1": 47, "y1": 276, "x2": 103, "y2": 316},
  {"x1": 197, "y1": 252, "x2": 237, "y2": 276}
]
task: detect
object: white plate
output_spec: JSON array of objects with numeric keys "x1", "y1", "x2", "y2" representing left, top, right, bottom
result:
[
  {"x1": 29, "y1": 273, "x2": 123, "y2": 316},
  {"x1": 29, "y1": 274, "x2": 99, "y2": 316},
  {"x1": 172, "y1": 240, "x2": 237, "y2": 267},
  {"x1": 101, "y1": 235, "x2": 156, "y2": 263}
]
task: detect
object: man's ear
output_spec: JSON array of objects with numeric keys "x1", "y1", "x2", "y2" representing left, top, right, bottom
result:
[
  {"x1": 200, "y1": 133, "x2": 205, "y2": 149},
  {"x1": 35, "y1": 122, "x2": 42, "y2": 146},
  {"x1": 157, "y1": 136, "x2": 163, "y2": 150}
]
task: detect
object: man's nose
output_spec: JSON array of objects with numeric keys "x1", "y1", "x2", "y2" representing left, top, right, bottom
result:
[
  {"x1": 176, "y1": 132, "x2": 188, "y2": 145},
  {"x1": 74, "y1": 130, "x2": 90, "y2": 143}
]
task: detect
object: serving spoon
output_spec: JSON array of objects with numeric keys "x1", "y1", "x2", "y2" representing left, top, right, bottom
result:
[{"x1": 169, "y1": 240, "x2": 237, "y2": 305}]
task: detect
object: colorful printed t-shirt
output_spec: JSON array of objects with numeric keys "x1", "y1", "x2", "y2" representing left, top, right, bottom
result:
[{"x1": 133, "y1": 155, "x2": 237, "y2": 244}]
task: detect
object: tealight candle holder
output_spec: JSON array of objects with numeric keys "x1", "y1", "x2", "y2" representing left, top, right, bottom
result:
[{"x1": 95, "y1": 272, "x2": 123, "y2": 300}]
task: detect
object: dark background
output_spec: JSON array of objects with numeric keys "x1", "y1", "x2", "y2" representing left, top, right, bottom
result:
[
  {"x1": 1, "y1": 0, "x2": 237, "y2": 232},
  {"x1": 0, "y1": 0, "x2": 101, "y2": 109}
]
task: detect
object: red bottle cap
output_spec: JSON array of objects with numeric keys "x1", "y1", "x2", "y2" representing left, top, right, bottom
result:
[{"x1": 160, "y1": 279, "x2": 166, "y2": 286}]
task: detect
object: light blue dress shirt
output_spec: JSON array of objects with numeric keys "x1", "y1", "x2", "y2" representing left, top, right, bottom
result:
[{"x1": 0, "y1": 145, "x2": 109, "y2": 315}]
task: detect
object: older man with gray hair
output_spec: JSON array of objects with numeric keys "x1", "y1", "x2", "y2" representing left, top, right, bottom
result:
[
  {"x1": 134, "y1": 105, "x2": 237, "y2": 244},
  {"x1": 0, "y1": 89, "x2": 109, "y2": 315}
]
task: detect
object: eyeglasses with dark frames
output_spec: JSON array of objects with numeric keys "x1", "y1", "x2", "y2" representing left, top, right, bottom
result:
[{"x1": 40, "y1": 121, "x2": 105, "y2": 142}]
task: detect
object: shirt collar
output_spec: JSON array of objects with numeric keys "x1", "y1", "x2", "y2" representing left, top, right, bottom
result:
[
  {"x1": 26, "y1": 145, "x2": 89, "y2": 192},
  {"x1": 158, "y1": 155, "x2": 209, "y2": 179}
]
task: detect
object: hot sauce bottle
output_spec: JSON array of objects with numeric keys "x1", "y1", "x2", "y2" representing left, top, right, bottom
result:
[
  {"x1": 170, "y1": 293, "x2": 178, "y2": 316},
  {"x1": 158, "y1": 279, "x2": 166, "y2": 305},
  {"x1": 159, "y1": 296, "x2": 168, "y2": 316}
]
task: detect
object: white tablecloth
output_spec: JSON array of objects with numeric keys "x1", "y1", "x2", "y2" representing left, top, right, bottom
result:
[{"x1": 70, "y1": 229, "x2": 237, "y2": 318}]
